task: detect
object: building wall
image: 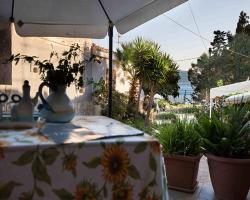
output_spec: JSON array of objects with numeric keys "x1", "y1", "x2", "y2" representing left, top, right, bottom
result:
[
  {"x1": 0, "y1": 25, "x2": 131, "y2": 115},
  {"x1": 91, "y1": 44, "x2": 130, "y2": 94},
  {"x1": 0, "y1": 24, "x2": 93, "y2": 113}
]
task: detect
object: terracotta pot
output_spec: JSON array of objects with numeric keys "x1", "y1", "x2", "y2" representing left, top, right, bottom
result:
[
  {"x1": 164, "y1": 154, "x2": 202, "y2": 193},
  {"x1": 206, "y1": 154, "x2": 250, "y2": 200}
]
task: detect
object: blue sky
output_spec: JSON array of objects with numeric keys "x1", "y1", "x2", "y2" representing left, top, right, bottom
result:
[{"x1": 93, "y1": 0, "x2": 250, "y2": 71}]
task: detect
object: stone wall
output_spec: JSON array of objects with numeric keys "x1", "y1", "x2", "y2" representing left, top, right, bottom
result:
[{"x1": 0, "y1": 25, "x2": 131, "y2": 115}]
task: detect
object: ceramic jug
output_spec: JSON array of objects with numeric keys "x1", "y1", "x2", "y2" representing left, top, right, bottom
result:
[
  {"x1": 38, "y1": 82, "x2": 75, "y2": 123},
  {"x1": 11, "y1": 80, "x2": 38, "y2": 122}
]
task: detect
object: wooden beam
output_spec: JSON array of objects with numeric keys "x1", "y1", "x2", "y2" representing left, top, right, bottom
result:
[{"x1": 0, "y1": 22, "x2": 12, "y2": 85}]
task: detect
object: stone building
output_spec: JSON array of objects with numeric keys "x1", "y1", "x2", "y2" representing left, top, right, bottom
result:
[{"x1": 0, "y1": 24, "x2": 130, "y2": 115}]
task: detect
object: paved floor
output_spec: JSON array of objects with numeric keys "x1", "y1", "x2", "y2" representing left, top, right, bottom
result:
[{"x1": 167, "y1": 156, "x2": 250, "y2": 200}]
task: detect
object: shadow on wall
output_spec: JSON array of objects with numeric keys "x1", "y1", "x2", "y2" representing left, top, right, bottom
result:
[
  {"x1": 0, "y1": 87, "x2": 48, "y2": 113},
  {"x1": 72, "y1": 94, "x2": 101, "y2": 116}
]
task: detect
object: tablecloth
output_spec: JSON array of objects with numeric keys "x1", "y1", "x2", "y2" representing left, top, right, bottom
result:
[{"x1": 0, "y1": 116, "x2": 168, "y2": 200}]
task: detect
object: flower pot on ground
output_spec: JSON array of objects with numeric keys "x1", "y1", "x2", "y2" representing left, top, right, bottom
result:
[
  {"x1": 196, "y1": 104, "x2": 250, "y2": 200},
  {"x1": 157, "y1": 119, "x2": 202, "y2": 193},
  {"x1": 164, "y1": 154, "x2": 201, "y2": 193},
  {"x1": 206, "y1": 154, "x2": 250, "y2": 200}
]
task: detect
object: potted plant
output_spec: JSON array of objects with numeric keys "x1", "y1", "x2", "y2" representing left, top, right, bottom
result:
[
  {"x1": 196, "y1": 104, "x2": 250, "y2": 200},
  {"x1": 157, "y1": 119, "x2": 202, "y2": 193},
  {"x1": 9, "y1": 44, "x2": 97, "y2": 122}
]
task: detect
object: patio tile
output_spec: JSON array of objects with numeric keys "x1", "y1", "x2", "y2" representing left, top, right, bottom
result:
[{"x1": 167, "y1": 156, "x2": 250, "y2": 200}]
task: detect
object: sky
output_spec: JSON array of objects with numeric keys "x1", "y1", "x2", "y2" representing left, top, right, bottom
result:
[{"x1": 93, "y1": 0, "x2": 250, "y2": 71}]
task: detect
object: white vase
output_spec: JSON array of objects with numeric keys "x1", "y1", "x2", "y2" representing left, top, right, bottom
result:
[{"x1": 38, "y1": 82, "x2": 75, "y2": 123}]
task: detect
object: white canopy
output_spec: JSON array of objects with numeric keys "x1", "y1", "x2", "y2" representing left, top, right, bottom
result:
[
  {"x1": 209, "y1": 80, "x2": 250, "y2": 117},
  {"x1": 0, "y1": 0, "x2": 187, "y2": 117},
  {"x1": 225, "y1": 91, "x2": 250, "y2": 104},
  {"x1": 0, "y1": 0, "x2": 187, "y2": 38},
  {"x1": 210, "y1": 80, "x2": 250, "y2": 99}
]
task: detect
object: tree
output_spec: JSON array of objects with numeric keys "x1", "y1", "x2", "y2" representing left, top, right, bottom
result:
[
  {"x1": 189, "y1": 11, "x2": 250, "y2": 101},
  {"x1": 236, "y1": 11, "x2": 250, "y2": 36},
  {"x1": 117, "y1": 37, "x2": 180, "y2": 125},
  {"x1": 188, "y1": 53, "x2": 215, "y2": 101},
  {"x1": 209, "y1": 30, "x2": 228, "y2": 56},
  {"x1": 132, "y1": 38, "x2": 179, "y2": 125},
  {"x1": 116, "y1": 44, "x2": 139, "y2": 114}
]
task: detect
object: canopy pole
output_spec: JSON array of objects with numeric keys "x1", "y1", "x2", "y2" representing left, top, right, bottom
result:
[
  {"x1": 209, "y1": 98, "x2": 212, "y2": 118},
  {"x1": 108, "y1": 24, "x2": 113, "y2": 117},
  {"x1": 97, "y1": 0, "x2": 113, "y2": 117},
  {"x1": 10, "y1": 0, "x2": 15, "y2": 22}
]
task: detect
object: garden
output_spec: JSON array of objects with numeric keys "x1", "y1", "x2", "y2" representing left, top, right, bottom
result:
[{"x1": 90, "y1": 13, "x2": 250, "y2": 199}]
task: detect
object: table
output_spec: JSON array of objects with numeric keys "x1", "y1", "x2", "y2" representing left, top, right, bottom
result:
[{"x1": 0, "y1": 116, "x2": 168, "y2": 200}]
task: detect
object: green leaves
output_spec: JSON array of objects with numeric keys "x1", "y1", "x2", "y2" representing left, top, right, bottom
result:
[
  {"x1": 83, "y1": 157, "x2": 101, "y2": 168},
  {"x1": 35, "y1": 186, "x2": 45, "y2": 197},
  {"x1": 13, "y1": 150, "x2": 36, "y2": 166},
  {"x1": 19, "y1": 191, "x2": 33, "y2": 200},
  {"x1": 149, "y1": 153, "x2": 157, "y2": 172},
  {"x1": 196, "y1": 104, "x2": 250, "y2": 158},
  {"x1": 41, "y1": 147, "x2": 60, "y2": 165},
  {"x1": 128, "y1": 165, "x2": 141, "y2": 179},
  {"x1": 53, "y1": 189, "x2": 74, "y2": 200},
  {"x1": 157, "y1": 119, "x2": 202, "y2": 156},
  {"x1": 9, "y1": 43, "x2": 92, "y2": 92},
  {"x1": 32, "y1": 157, "x2": 51, "y2": 185},
  {"x1": 0, "y1": 181, "x2": 21, "y2": 199},
  {"x1": 11, "y1": 147, "x2": 57, "y2": 197},
  {"x1": 134, "y1": 142, "x2": 147, "y2": 153},
  {"x1": 78, "y1": 142, "x2": 85, "y2": 149}
]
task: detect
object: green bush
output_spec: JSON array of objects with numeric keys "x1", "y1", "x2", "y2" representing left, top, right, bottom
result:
[
  {"x1": 122, "y1": 115, "x2": 155, "y2": 134},
  {"x1": 196, "y1": 104, "x2": 250, "y2": 158},
  {"x1": 93, "y1": 80, "x2": 128, "y2": 121},
  {"x1": 175, "y1": 106, "x2": 201, "y2": 114},
  {"x1": 157, "y1": 120, "x2": 202, "y2": 156},
  {"x1": 156, "y1": 112, "x2": 177, "y2": 121}
]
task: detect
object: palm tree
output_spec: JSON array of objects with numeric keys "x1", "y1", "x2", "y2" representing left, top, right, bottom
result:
[
  {"x1": 116, "y1": 43, "x2": 139, "y2": 114},
  {"x1": 131, "y1": 38, "x2": 180, "y2": 126},
  {"x1": 117, "y1": 37, "x2": 179, "y2": 126}
]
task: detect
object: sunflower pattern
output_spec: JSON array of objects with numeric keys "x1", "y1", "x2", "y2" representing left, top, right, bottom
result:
[
  {"x1": 112, "y1": 181, "x2": 133, "y2": 200},
  {"x1": 74, "y1": 180, "x2": 101, "y2": 200},
  {"x1": 63, "y1": 153, "x2": 77, "y2": 176},
  {"x1": 139, "y1": 188, "x2": 162, "y2": 200},
  {"x1": 101, "y1": 145, "x2": 130, "y2": 183},
  {"x1": 0, "y1": 139, "x2": 165, "y2": 200},
  {"x1": 0, "y1": 141, "x2": 11, "y2": 160},
  {"x1": 150, "y1": 141, "x2": 161, "y2": 154}
]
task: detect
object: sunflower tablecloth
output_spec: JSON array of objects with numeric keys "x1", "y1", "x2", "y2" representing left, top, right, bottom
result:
[{"x1": 0, "y1": 116, "x2": 168, "y2": 200}]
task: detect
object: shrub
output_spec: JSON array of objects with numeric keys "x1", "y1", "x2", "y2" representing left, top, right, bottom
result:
[
  {"x1": 93, "y1": 80, "x2": 128, "y2": 121},
  {"x1": 155, "y1": 112, "x2": 177, "y2": 121},
  {"x1": 157, "y1": 120, "x2": 202, "y2": 156},
  {"x1": 196, "y1": 104, "x2": 250, "y2": 158}
]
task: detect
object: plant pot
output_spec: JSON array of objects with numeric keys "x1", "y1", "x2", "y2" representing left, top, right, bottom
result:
[
  {"x1": 164, "y1": 154, "x2": 202, "y2": 193},
  {"x1": 206, "y1": 154, "x2": 250, "y2": 200},
  {"x1": 38, "y1": 83, "x2": 75, "y2": 123}
]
